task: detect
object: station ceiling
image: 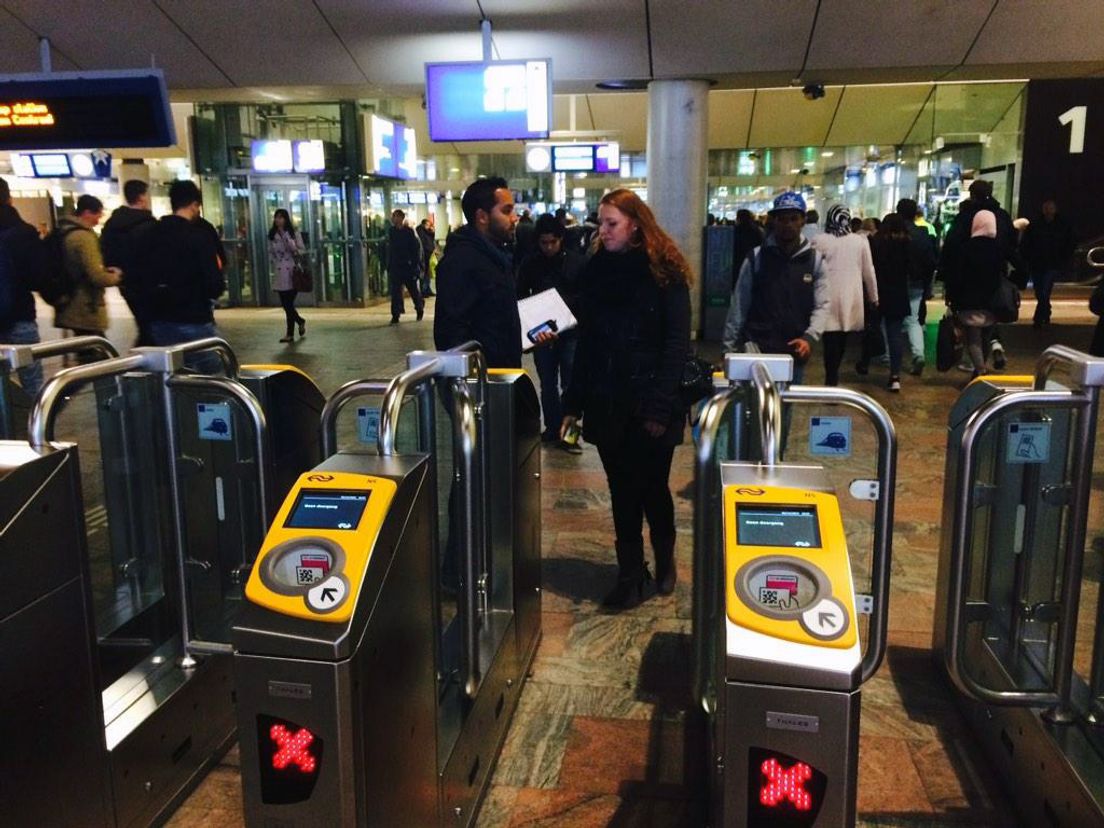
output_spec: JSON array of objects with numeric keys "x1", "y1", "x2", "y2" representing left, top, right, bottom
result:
[{"x1": 0, "y1": 0, "x2": 1099, "y2": 152}]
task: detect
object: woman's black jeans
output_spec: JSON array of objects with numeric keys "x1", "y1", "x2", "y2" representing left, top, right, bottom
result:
[
  {"x1": 596, "y1": 428, "x2": 676, "y2": 547},
  {"x1": 278, "y1": 289, "x2": 303, "y2": 336}
]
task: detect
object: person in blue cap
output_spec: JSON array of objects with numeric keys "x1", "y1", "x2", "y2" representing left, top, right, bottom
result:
[{"x1": 722, "y1": 191, "x2": 829, "y2": 383}]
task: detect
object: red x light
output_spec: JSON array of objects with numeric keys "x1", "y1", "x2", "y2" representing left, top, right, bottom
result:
[
  {"x1": 270, "y1": 723, "x2": 318, "y2": 774},
  {"x1": 258, "y1": 715, "x2": 324, "y2": 805},
  {"x1": 747, "y1": 747, "x2": 827, "y2": 826},
  {"x1": 760, "y1": 757, "x2": 813, "y2": 810}
]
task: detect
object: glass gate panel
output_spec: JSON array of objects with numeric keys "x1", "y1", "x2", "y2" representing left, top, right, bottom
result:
[
  {"x1": 960, "y1": 406, "x2": 1076, "y2": 692},
  {"x1": 252, "y1": 180, "x2": 311, "y2": 304},
  {"x1": 224, "y1": 179, "x2": 255, "y2": 304}
]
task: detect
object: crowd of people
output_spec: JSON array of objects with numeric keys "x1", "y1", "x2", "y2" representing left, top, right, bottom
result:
[{"x1": 722, "y1": 180, "x2": 1077, "y2": 390}]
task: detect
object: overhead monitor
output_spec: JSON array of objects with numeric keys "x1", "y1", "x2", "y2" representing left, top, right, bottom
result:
[
  {"x1": 368, "y1": 114, "x2": 417, "y2": 179},
  {"x1": 293, "y1": 140, "x2": 326, "y2": 173},
  {"x1": 252, "y1": 140, "x2": 294, "y2": 173},
  {"x1": 10, "y1": 153, "x2": 35, "y2": 178},
  {"x1": 29, "y1": 153, "x2": 72, "y2": 178},
  {"x1": 0, "y1": 70, "x2": 174, "y2": 150},
  {"x1": 425, "y1": 59, "x2": 551, "y2": 142}
]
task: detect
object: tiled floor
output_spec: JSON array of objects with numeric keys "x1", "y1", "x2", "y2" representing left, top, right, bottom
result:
[{"x1": 29, "y1": 289, "x2": 1104, "y2": 827}]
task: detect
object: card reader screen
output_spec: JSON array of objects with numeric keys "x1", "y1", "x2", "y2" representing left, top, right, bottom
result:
[
  {"x1": 736, "y1": 506, "x2": 820, "y2": 548},
  {"x1": 285, "y1": 490, "x2": 369, "y2": 530}
]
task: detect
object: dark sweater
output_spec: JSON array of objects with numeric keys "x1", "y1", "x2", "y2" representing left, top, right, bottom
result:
[
  {"x1": 0, "y1": 204, "x2": 45, "y2": 329},
  {"x1": 135, "y1": 215, "x2": 225, "y2": 324},
  {"x1": 433, "y1": 225, "x2": 522, "y2": 368},
  {"x1": 561, "y1": 248, "x2": 690, "y2": 448}
]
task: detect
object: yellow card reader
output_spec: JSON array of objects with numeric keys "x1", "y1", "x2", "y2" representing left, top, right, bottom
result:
[
  {"x1": 244, "y1": 471, "x2": 397, "y2": 623},
  {"x1": 723, "y1": 483, "x2": 857, "y2": 649}
]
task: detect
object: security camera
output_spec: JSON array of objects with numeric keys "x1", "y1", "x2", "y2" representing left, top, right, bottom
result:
[{"x1": 802, "y1": 83, "x2": 825, "y2": 101}]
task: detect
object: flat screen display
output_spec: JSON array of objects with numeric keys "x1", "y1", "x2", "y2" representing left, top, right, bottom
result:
[
  {"x1": 293, "y1": 139, "x2": 325, "y2": 172},
  {"x1": 29, "y1": 153, "x2": 72, "y2": 177},
  {"x1": 368, "y1": 114, "x2": 417, "y2": 179},
  {"x1": 736, "y1": 506, "x2": 820, "y2": 549},
  {"x1": 284, "y1": 489, "x2": 369, "y2": 530},
  {"x1": 10, "y1": 153, "x2": 35, "y2": 177},
  {"x1": 0, "y1": 70, "x2": 174, "y2": 150},
  {"x1": 550, "y1": 142, "x2": 621, "y2": 173},
  {"x1": 426, "y1": 59, "x2": 551, "y2": 142},
  {"x1": 252, "y1": 140, "x2": 294, "y2": 173}
]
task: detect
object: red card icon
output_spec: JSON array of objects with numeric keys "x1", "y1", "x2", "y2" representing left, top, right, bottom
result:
[{"x1": 766, "y1": 574, "x2": 798, "y2": 595}]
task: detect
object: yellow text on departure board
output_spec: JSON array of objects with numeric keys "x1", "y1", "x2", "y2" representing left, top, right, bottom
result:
[{"x1": 0, "y1": 102, "x2": 56, "y2": 128}]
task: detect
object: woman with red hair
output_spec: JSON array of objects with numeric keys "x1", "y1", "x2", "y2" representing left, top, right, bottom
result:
[{"x1": 561, "y1": 189, "x2": 692, "y2": 609}]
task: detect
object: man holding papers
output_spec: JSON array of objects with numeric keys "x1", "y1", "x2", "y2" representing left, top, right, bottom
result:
[{"x1": 517, "y1": 214, "x2": 585, "y2": 451}]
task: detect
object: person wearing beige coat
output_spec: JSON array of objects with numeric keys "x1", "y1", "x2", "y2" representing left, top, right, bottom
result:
[
  {"x1": 810, "y1": 204, "x2": 877, "y2": 385},
  {"x1": 54, "y1": 195, "x2": 122, "y2": 336}
]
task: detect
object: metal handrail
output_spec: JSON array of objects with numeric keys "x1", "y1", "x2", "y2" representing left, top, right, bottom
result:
[
  {"x1": 781, "y1": 385, "x2": 897, "y2": 684},
  {"x1": 166, "y1": 374, "x2": 270, "y2": 664},
  {"x1": 447, "y1": 340, "x2": 488, "y2": 386},
  {"x1": 693, "y1": 386, "x2": 744, "y2": 713},
  {"x1": 29, "y1": 335, "x2": 118, "y2": 362},
  {"x1": 1034, "y1": 344, "x2": 1104, "y2": 390},
  {"x1": 319, "y1": 379, "x2": 391, "y2": 457},
  {"x1": 143, "y1": 337, "x2": 240, "y2": 378},
  {"x1": 452, "y1": 378, "x2": 482, "y2": 699},
  {"x1": 750, "y1": 361, "x2": 781, "y2": 466},
  {"x1": 944, "y1": 389, "x2": 1084, "y2": 709},
  {"x1": 378, "y1": 359, "x2": 441, "y2": 455},
  {"x1": 28, "y1": 354, "x2": 146, "y2": 445},
  {"x1": 1087, "y1": 246, "x2": 1104, "y2": 270}
]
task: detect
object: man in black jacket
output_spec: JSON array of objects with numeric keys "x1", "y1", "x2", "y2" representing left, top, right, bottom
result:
[
  {"x1": 1021, "y1": 198, "x2": 1074, "y2": 328},
  {"x1": 434, "y1": 177, "x2": 522, "y2": 368},
  {"x1": 0, "y1": 177, "x2": 48, "y2": 395},
  {"x1": 137, "y1": 180, "x2": 226, "y2": 372},
  {"x1": 386, "y1": 209, "x2": 423, "y2": 324},
  {"x1": 896, "y1": 198, "x2": 937, "y2": 374},
  {"x1": 101, "y1": 179, "x2": 157, "y2": 345},
  {"x1": 517, "y1": 213, "x2": 584, "y2": 450}
]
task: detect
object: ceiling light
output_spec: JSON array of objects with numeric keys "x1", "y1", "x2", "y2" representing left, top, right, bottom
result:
[
  {"x1": 821, "y1": 151, "x2": 834, "y2": 158},
  {"x1": 596, "y1": 79, "x2": 650, "y2": 90}
]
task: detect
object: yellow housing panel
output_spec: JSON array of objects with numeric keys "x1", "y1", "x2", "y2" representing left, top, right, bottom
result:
[
  {"x1": 244, "y1": 471, "x2": 398, "y2": 624},
  {"x1": 723, "y1": 484, "x2": 857, "y2": 649}
]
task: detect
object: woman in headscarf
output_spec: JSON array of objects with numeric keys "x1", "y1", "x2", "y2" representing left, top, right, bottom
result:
[
  {"x1": 944, "y1": 209, "x2": 1003, "y2": 378},
  {"x1": 811, "y1": 204, "x2": 878, "y2": 385}
]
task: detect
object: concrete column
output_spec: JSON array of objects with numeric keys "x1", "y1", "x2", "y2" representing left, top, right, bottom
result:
[{"x1": 647, "y1": 79, "x2": 709, "y2": 335}]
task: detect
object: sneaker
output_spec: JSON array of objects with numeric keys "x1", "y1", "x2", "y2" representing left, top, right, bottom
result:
[
  {"x1": 854, "y1": 361, "x2": 869, "y2": 376},
  {"x1": 279, "y1": 336, "x2": 293, "y2": 343},
  {"x1": 297, "y1": 319, "x2": 306, "y2": 337},
  {"x1": 416, "y1": 308, "x2": 424, "y2": 321},
  {"x1": 909, "y1": 355, "x2": 925, "y2": 376},
  {"x1": 956, "y1": 361, "x2": 974, "y2": 373},
  {"x1": 991, "y1": 342, "x2": 1006, "y2": 370},
  {"x1": 887, "y1": 376, "x2": 901, "y2": 392},
  {"x1": 390, "y1": 317, "x2": 399, "y2": 325},
  {"x1": 559, "y1": 440, "x2": 583, "y2": 455}
]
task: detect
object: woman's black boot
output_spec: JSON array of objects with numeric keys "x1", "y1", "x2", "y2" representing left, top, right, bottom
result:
[
  {"x1": 652, "y1": 533, "x2": 677, "y2": 596},
  {"x1": 602, "y1": 541, "x2": 650, "y2": 610}
]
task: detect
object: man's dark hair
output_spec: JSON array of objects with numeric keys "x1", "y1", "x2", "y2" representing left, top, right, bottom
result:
[
  {"x1": 419, "y1": 218, "x2": 430, "y2": 227},
  {"x1": 0, "y1": 177, "x2": 10, "y2": 203},
  {"x1": 805, "y1": 209, "x2": 820, "y2": 224},
  {"x1": 169, "y1": 179, "x2": 202, "y2": 212},
  {"x1": 895, "y1": 198, "x2": 918, "y2": 220},
  {"x1": 736, "y1": 209, "x2": 753, "y2": 225},
  {"x1": 75, "y1": 194, "x2": 103, "y2": 215},
  {"x1": 461, "y1": 177, "x2": 508, "y2": 224},
  {"x1": 534, "y1": 213, "x2": 564, "y2": 239},
  {"x1": 968, "y1": 179, "x2": 992, "y2": 200},
  {"x1": 392, "y1": 209, "x2": 405, "y2": 220},
  {"x1": 553, "y1": 207, "x2": 568, "y2": 223},
  {"x1": 849, "y1": 216, "x2": 863, "y2": 233},
  {"x1": 123, "y1": 179, "x2": 149, "y2": 205}
]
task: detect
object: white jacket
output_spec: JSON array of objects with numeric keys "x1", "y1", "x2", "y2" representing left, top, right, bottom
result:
[{"x1": 810, "y1": 232, "x2": 878, "y2": 332}]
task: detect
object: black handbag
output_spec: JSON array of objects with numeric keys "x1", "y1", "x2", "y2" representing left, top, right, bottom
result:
[
  {"x1": 936, "y1": 312, "x2": 962, "y2": 372},
  {"x1": 1090, "y1": 281, "x2": 1104, "y2": 317},
  {"x1": 292, "y1": 256, "x2": 313, "y2": 293},
  {"x1": 680, "y1": 355, "x2": 716, "y2": 408},
  {"x1": 990, "y1": 277, "x2": 1020, "y2": 324}
]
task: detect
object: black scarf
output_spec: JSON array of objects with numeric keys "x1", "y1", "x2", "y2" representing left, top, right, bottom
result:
[{"x1": 584, "y1": 247, "x2": 653, "y2": 305}]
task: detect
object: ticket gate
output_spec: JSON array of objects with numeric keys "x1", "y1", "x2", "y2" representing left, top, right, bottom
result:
[
  {"x1": 0, "y1": 339, "x2": 324, "y2": 828},
  {"x1": 0, "y1": 335, "x2": 119, "y2": 438},
  {"x1": 695, "y1": 355, "x2": 896, "y2": 827},
  {"x1": 934, "y1": 345, "x2": 1104, "y2": 826},
  {"x1": 234, "y1": 344, "x2": 542, "y2": 826}
]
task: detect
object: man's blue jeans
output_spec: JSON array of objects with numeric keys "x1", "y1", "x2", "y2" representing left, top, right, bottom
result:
[
  {"x1": 0, "y1": 320, "x2": 43, "y2": 396},
  {"x1": 149, "y1": 321, "x2": 223, "y2": 374},
  {"x1": 903, "y1": 285, "x2": 925, "y2": 361},
  {"x1": 533, "y1": 333, "x2": 578, "y2": 439}
]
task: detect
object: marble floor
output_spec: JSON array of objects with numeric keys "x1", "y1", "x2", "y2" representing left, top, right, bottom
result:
[{"x1": 28, "y1": 288, "x2": 1104, "y2": 827}]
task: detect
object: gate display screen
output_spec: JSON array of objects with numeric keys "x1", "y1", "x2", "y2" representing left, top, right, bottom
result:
[
  {"x1": 737, "y1": 506, "x2": 820, "y2": 549},
  {"x1": 258, "y1": 715, "x2": 323, "y2": 804},
  {"x1": 284, "y1": 490, "x2": 369, "y2": 530},
  {"x1": 747, "y1": 747, "x2": 827, "y2": 826},
  {"x1": 0, "y1": 70, "x2": 174, "y2": 150}
]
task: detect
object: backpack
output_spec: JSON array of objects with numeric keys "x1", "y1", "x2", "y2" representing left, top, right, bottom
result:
[{"x1": 37, "y1": 225, "x2": 84, "y2": 308}]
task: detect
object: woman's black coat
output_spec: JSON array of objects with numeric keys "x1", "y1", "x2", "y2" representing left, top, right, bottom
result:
[
  {"x1": 561, "y1": 247, "x2": 691, "y2": 448},
  {"x1": 945, "y1": 236, "x2": 1004, "y2": 313},
  {"x1": 869, "y1": 234, "x2": 911, "y2": 321}
]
